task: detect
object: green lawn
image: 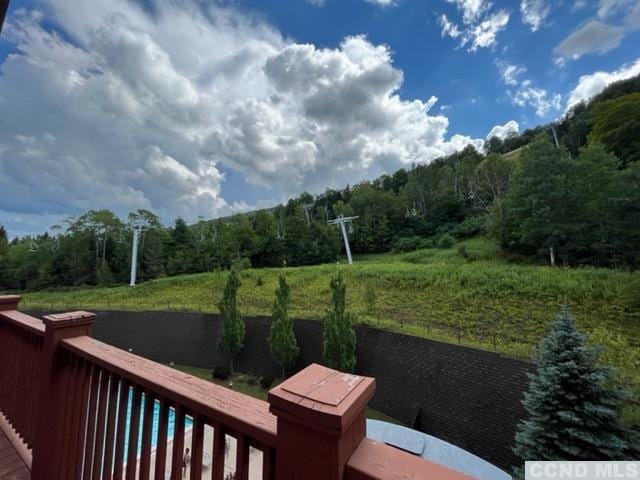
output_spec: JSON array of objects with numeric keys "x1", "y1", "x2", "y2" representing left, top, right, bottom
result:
[
  {"x1": 18, "y1": 238, "x2": 640, "y2": 394},
  {"x1": 170, "y1": 364, "x2": 403, "y2": 425}
]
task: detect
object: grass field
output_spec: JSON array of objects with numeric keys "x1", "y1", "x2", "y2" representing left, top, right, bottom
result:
[{"x1": 18, "y1": 238, "x2": 640, "y2": 397}]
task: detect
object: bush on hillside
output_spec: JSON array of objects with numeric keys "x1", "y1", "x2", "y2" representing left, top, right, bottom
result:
[
  {"x1": 437, "y1": 233, "x2": 456, "y2": 249},
  {"x1": 391, "y1": 236, "x2": 432, "y2": 253},
  {"x1": 260, "y1": 376, "x2": 276, "y2": 390},
  {"x1": 450, "y1": 215, "x2": 488, "y2": 239},
  {"x1": 212, "y1": 366, "x2": 230, "y2": 380}
]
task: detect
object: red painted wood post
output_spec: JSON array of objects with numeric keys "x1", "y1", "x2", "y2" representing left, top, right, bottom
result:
[
  {"x1": 31, "y1": 311, "x2": 96, "y2": 480},
  {"x1": 268, "y1": 363, "x2": 375, "y2": 480},
  {"x1": 0, "y1": 294, "x2": 21, "y2": 312}
]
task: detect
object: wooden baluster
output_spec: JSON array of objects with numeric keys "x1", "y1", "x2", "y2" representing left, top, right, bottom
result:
[
  {"x1": 154, "y1": 399, "x2": 169, "y2": 480},
  {"x1": 69, "y1": 359, "x2": 93, "y2": 480},
  {"x1": 103, "y1": 375, "x2": 121, "y2": 480},
  {"x1": 260, "y1": 446, "x2": 276, "y2": 480},
  {"x1": 27, "y1": 333, "x2": 42, "y2": 448},
  {"x1": 170, "y1": 405, "x2": 186, "y2": 480},
  {"x1": 57, "y1": 353, "x2": 79, "y2": 480},
  {"x1": 7, "y1": 327, "x2": 23, "y2": 429},
  {"x1": 16, "y1": 330, "x2": 30, "y2": 441},
  {"x1": 126, "y1": 386, "x2": 143, "y2": 480},
  {"x1": 0, "y1": 324, "x2": 6, "y2": 406},
  {"x1": 190, "y1": 415, "x2": 204, "y2": 480},
  {"x1": 235, "y1": 434, "x2": 250, "y2": 480},
  {"x1": 139, "y1": 391, "x2": 155, "y2": 480},
  {"x1": 92, "y1": 370, "x2": 111, "y2": 479},
  {"x1": 21, "y1": 333, "x2": 34, "y2": 447},
  {"x1": 211, "y1": 423, "x2": 226, "y2": 480},
  {"x1": 82, "y1": 366, "x2": 102, "y2": 480},
  {"x1": 14, "y1": 331, "x2": 25, "y2": 441},
  {"x1": 113, "y1": 380, "x2": 130, "y2": 480}
]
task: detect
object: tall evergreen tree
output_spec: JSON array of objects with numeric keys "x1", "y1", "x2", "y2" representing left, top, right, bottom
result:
[
  {"x1": 217, "y1": 268, "x2": 245, "y2": 379},
  {"x1": 268, "y1": 273, "x2": 299, "y2": 377},
  {"x1": 0, "y1": 224, "x2": 8, "y2": 255},
  {"x1": 514, "y1": 306, "x2": 633, "y2": 467},
  {"x1": 323, "y1": 272, "x2": 357, "y2": 372}
]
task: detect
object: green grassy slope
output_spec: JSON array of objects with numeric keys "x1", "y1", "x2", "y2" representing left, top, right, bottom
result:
[{"x1": 20, "y1": 238, "x2": 639, "y2": 385}]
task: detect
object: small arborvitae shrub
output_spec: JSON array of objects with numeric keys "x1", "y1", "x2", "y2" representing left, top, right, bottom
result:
[
  {"x1": 457, "y1": 244, "x2": 468, "y2": 259},
  {"x1": 212, "y1": 366, "x2": 230, "y2": 380},
  {"x1": 255, "y1": 276, "x2": 264, "y2": 287},
  {"x1": 247, "y1": 375, "x2": 258, "y2": 386},
  {"x1": 217, "y1": 268, "x2": 245, "y2": 379},
  {"x1": 323, "y1": 272, "x2": 357, "y2": 372},
  {"x1": 437, "y1": 233, "x2": 456, "y2": 249},
  {"x1": 268, "y1": 272, "x2": 299, "y2": 377},
  {"x1": 260, "y1": 376, "x2": 276, "y2": 390}
]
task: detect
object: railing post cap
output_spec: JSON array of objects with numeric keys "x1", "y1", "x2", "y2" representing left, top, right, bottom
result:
[
  {"x1": 0, "y1": 295, "x2": 21, "y2": 311},
  {"x1": 268, "y1": 363, "x2": 375, "y2": 434},
  {"x1": 42, "y1": 310, "x2": 96, "y2": 328}
]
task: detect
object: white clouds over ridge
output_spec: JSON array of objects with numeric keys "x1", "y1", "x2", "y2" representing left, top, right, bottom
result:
[
  {"x1": 487, "y1": 120, "x2": 519, "y2": 140},
  {"x1": 0, "y1": 0, "x2": 495, "y2": 233},
  {"x1": 566, "y1": 59, "x2": 640, "y2": 111}
]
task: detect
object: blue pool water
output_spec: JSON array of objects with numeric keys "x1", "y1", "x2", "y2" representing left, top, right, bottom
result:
[{"x1": 121, "y1": 388, "x2": 193, "y2": 456}]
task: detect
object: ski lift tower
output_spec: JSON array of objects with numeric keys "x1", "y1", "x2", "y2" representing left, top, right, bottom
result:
[
  {"x1": 327, "y1": 214, "x2": 358, "y2": 265},
  {"x1": 128, "y1": 219, "x2": 149, "y2": 286}
]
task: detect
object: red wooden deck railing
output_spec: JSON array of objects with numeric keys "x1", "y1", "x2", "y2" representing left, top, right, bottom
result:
[
  {"x1": 0, "y1": 295, "x2": 44, "y2": 451},
  {"x1": 0, "y1": 295, "x2": 474, "y2": 480}
]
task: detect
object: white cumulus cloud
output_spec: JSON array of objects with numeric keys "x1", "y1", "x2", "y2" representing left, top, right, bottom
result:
[
  {"x1": 566, "y1": 59, "x2": 640, "y2": 111},
  {"x1": 496, "y1": 61, "x2": 561, "y2": 117},
  {"x1": 499, "y1": 63, "x2": 527, "y2": 86},
  {"x1": 487, "y1": 120, "x2": 520, "y2": 140},
  {"x1": 0, "y1": 1, "x2": 485, "y2": 234},
  {"x1": 438, "y1": 2, "x2": 510, "y2": 53},
  {"x1": 520, "y1": 0, "x2": 551, "y2": 31}
]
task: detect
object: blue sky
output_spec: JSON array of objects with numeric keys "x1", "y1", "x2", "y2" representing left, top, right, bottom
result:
[{"x1": 0, "y1": 0, "x2": 639, "y2": 236}]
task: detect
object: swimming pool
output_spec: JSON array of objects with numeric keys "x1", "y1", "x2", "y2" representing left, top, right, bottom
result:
[{"x1": 121, "y1": 388, "x2": 193, "y2": 457}]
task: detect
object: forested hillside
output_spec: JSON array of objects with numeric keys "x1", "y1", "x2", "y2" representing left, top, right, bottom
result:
[{"x1": 1, "y1": 75, "x2": 639, "y2": 291}]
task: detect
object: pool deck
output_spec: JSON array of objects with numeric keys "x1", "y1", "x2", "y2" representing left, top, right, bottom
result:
[{"x1": 148, "y1": 426, "x2": 264, "y2": 479}]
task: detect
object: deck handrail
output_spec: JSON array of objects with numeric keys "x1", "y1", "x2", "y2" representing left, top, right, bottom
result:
[
  {"x1": 62, "y1": 335, "x2": 277, "y2": 447},
  {"x1": 0, "y1": 295, "x2": 475, "y2": 480},
  {"x1": 0, "y1": 296, "x2": 44, "y2": 449}
]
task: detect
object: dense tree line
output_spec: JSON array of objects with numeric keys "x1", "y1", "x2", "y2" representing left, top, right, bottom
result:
[{"x1": 1, "y1": 77, "x2": 639, "y2": 291}]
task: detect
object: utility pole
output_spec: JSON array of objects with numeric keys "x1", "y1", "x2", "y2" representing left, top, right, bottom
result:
[
  {"x1": 327, "y1": 214, "x2": 358, "y2": 264},
  {"x1": 128, "y1": 220, "x2": 148, "y2": 286},
  {"x1": 129, "y1": 227, "x2": 141, "y2": 286}
]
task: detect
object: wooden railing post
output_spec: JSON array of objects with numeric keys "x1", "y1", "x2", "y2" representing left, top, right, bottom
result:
[
  {"x1": 31, "y1": 311, "x2": 96, "y2": 480},
  {"x1": 268, "y1": 363, "x2": 375, "y2": 480},
  {"x1": 0, "y1": 294, "x2": 21, "y2": 311}
]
